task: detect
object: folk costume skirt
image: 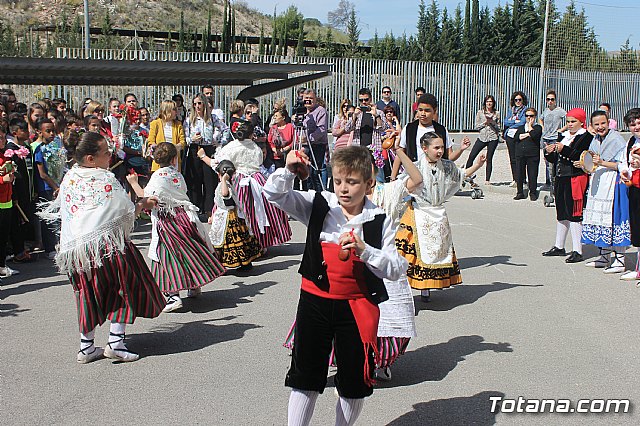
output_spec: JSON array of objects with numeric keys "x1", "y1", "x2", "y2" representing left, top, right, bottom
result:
[
  {"x1": 151, "y1": 208, "x2": 226, "y2": 293},
  {"x1": 68, "y1": 241, "x2": 165, "y2": 334},
  {"x1": 396, "y1": 203, "x2": 462, "y2": 290},
  {"x1": 214, "y1": 207, "x2": 262, "y2": 268},
  {"x1": 233, "y1": 171, "x2": 292, "y2": 249}
]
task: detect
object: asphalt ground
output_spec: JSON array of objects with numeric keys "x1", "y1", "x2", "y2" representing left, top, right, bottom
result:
[{"x1": 2, "y1": 146, "x2": 639, "y2": 425}]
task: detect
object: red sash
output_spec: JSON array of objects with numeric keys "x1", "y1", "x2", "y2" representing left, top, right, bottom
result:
[
  {"x1": 301, "y1": 242, "x2": 380, "y2": 386},
  {"x1": 571, "y1": 174, "x2": 589, "y2": 216}
]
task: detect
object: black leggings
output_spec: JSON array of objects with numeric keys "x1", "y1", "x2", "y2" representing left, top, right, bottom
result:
[
  {"x1": 0, "y1": 207, "x2": 12, "y2": 267},
  {"x1": 505, "y1": 135, "x2": 518, "y2": 181},
  {"x1": 465, "y1": 138, "x2": 499, "y2": 181},
  {"x1": 185, "y1": 144, "x2": 218, "y2": 216}
]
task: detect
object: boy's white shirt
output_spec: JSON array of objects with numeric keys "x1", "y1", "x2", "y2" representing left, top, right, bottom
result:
[{"x1": 263, "y1": 167, "x2": 408, "y2": 282}]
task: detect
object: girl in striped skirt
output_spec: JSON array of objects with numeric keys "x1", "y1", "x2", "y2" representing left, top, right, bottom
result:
[
  {"x1": 128, "y1": 142, "x2": 226, "y2": 313},
  {"x1": 39, "y1": 131, "x2": 165, "y2": 364},
  {"x1": 198, "y1": 119, "x2": 291, "y2": 250}
]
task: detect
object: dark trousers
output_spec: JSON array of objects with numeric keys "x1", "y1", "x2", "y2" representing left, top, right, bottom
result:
[
  {"x1": 305, "y1": 144, "x2": 327, "y2": 192},
  {"x1": 185, "y1": 144, "x2": 218, "y2": 215},
  {"x1": 505, "y1": 135, "x2": 518, "y2": 181},
  {"x1": 9, "y1": 203, "x2": 26, "y2": 256},
  {"x1": 465, "y1": 138, "x2": 499, "y2": 181},
  {"x1": 286, "y1": 290, "x2": 374, "y2": 399},
  {"x1": 38, "y1": 190, "x2": 58, "y2": 253},
  {"x1": 0, "y1": 207, "x2": 12, "y2": 267},
  {"x1": 516, "y1": 155, "x2": 540, "y2": 195}
]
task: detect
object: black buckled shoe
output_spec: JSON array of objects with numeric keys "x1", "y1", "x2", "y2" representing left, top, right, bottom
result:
[
  {"x1": 542, "y1": 246, "x2": 566, "y2": 257},
  {"x1": 565, "y1": 251, "x2": 584, "y2": 263}
]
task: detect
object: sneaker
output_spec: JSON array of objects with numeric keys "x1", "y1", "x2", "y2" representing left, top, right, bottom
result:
[
  {"x1": 12, "y1": 252, "x2": 32, "y2": 263},
  {"x1": 603, "y1": 264, "x2": 625, "y2": 274},
  {"x1": 162, "y1": 294, "x2": 183, "y2": 313},
  {"x1": 542, "y1": 246, "x2": 566, "y2": 257},
  {"x1": 376, "y1": 367, "x2": 392, "y2": 381},
  {"x1": 620, "y1": 270, "x2": 640, "y2": 281},
  {"x1": 47, "y1": 251, "x2": 57, "y2": 260},
  {"x1": 77, "y1": 346, "x2": 105, "y2": 364},
  {"x1": 0, "y1": 266, "x2": 20, "y2": 278},
  {"x1": 186, "y1": 287, "x2": 202, "y2": 298}
]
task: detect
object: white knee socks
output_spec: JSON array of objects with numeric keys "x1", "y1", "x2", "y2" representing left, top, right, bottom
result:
[
  {"x1": 288, "y1": 389, "x2": 319, "y2": 426},
  {"x1": 555, "y1": 221, "x2": 569, "y2": 249},
  {"x1": 335, "y1": 397, "x2": 365, "y2": 426},
  {"x1": 569, "y1": 222, "x2": 582, "y2": 254}
]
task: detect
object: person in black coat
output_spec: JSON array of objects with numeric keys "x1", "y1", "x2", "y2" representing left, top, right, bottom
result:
[
  {"x1": 541, "y1": 108, "x2": 593, "y2": 263},
  {"x1": 514, "y1": 108, "x2": 542, "y2": 201}
]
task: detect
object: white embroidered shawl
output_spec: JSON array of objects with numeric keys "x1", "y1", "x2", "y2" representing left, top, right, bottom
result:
[
  {"x1": 143, "y1": 166, "x2": 211, "y2": 261},
  {"x1": 38, "y1": 165, "x2": 135, "y2": 274}
]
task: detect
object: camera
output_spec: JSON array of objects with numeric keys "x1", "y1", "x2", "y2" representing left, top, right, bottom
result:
[
  {"x1": 293, "y1": 101, "x2": 307, "y2": 128},
  {"x1": 359, "y1": 105, "x2": 371, "y2": 113}
]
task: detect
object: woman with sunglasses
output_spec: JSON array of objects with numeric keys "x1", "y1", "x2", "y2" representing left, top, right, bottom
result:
[
  {"x1": 331, "y1": 98, "x2": 354, "y2": 151},
  {"x1": 504, "y1": 91, "x2": 528, "y2": 186},
  {"x1": 466, "y1": 95, "x2": 500, "y2": 185},
  {"x1": 513, "y1": 107, "x2": 542, "y2": 201}
]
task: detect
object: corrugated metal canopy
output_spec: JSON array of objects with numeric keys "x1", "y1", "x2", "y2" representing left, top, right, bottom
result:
[{"x1": 0, "y1": 57, "x2": 332, "y2": 87}]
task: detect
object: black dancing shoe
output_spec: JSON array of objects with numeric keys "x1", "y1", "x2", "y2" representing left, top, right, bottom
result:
[
  {"x1": 529, "y1": 191, "x2": 539, "y2": 201},
  {"x1": 565, "y1": 251, "x2": 584, "y2": 263},
  {"x1": 542, "y1": 246, "x2": 566, "y2": 257},
  {"x1": 513, "y1": 193, "x2": 526, "y2": 200}
]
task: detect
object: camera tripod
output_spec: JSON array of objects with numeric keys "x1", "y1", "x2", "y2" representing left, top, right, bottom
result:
[{"x1": 292, "y1": 122, "x2": 326, "y2": 191}]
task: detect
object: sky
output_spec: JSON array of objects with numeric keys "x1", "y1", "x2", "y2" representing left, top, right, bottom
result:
[{"x1": 249, "y1": 0, "x2": 638, "y2": 52}]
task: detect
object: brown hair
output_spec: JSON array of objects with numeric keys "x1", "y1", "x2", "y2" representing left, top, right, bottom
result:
[
  {"x1": 154, "y1": 142, "x2": 178, "y2": 167},
  {"x1": 331, "y1": 146, "x2": 373, "y2": 181}
]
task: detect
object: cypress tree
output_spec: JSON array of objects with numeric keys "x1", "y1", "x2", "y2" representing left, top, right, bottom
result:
[
  {"x1": 178, "y1": 11, "x2": 185, "y2": 51},
  {"x1": 258, "y1": 23, "x2": 265, "y2": 55},
  {"x1": 270, "y1": 6, "x2": 277, "y2": 55},
  {"x1": 417, "y1": 0, "x2": 427, "y2": 56},
  {"x1": 462, "y1": 0, "x2": 471, "y2": 60},
  {"x1": 296, "y1": 18, "x2": 305, "y2": 56}
]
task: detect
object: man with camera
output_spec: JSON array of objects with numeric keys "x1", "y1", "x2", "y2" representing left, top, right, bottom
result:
[
  {"x1": 298, "y1": 89, "x2": 328, "y2": 191},
  {"x1": 345, "y1": 88, "x2": 386, "y2": 180}
]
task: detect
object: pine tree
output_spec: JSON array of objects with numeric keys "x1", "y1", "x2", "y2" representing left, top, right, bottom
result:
[
  {"x1": 381, "y1": 32, "x2": 398, "y2": 60},
  {"x1": 471, "y1": 0, "x2": 480, "y2": 62},
  {"x1": 71, "y1": 15, "x2": 82, "y2": 48},
  {"x1": 258, "y1": 23, "x2": 265, "y2": 55},
  {"x1": 370, "y1": 30, "x2": 382, "y2": 59},
  {"x1": 462, "y1": 0, "x2": 472, "y2": 61},
  {"x1": 397, "y1": 33, "x2": 409, "y2": 60},
  {"x1": 178, "y1": 11, "x2": 185, "y2": 51},
  {"x1": 417, "y1": 0, "x2": 427, "y2": 57},
  {"x1": 296, "y1": 18, "x2": 305, "y2": 56},
  {"x1": 345, "y1": 7, "x2": 361, "y2": 57},
  {"x1": 423, "y1": 0, "x2": 441, "y2": 62},
  {"x1": 439, "y1": 9, "x2": 455, "y2": 62}
]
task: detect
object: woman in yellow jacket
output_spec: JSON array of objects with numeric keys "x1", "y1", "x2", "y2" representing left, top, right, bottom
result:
[{"x1": 148, "y1": 100, "x2": 187, "y2": 171}]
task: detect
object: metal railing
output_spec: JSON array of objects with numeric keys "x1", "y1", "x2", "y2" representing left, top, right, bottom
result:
[{"x1": 8, "y1": 48, "x2": 640, "y2": 131}]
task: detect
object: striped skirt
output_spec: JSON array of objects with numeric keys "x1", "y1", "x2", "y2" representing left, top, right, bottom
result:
[
  {"x1": 68, "y1": 241, "x2": 165, "y2": 334},
  {"x1": 234, "y1": 172, "x2": 292, "y2": 248},
  {"x1": 377, "y1": 337, "x2": 411, "y2": 369},
  {"x1": 151, "y1": 208, "x2": 226, "y2": 293}
]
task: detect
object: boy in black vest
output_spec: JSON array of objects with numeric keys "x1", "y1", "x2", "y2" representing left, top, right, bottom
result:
[
  {"x1": 391, "y1": 93, "x2": 471, "y2": 180},
  {"x1": 264, "y1": 146, "x2": 408, "y2": 426}
]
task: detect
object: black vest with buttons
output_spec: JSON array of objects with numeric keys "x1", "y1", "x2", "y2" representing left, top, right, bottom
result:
[
  {"x1": 298, "y1": 192, "x2": 389, "y2": 305},
  {"x1": 405, "y1": 120, "x2": 448, "y2": 162}
]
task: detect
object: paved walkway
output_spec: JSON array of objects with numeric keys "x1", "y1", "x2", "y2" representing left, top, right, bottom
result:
[{"x1": 2, "y1": 158, "x2": 639, "y2": 425}]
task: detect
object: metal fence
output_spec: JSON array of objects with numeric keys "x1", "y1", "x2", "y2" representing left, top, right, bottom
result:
[{"x1": 7, "y1": 48, "x2": 640, "y2": 131}]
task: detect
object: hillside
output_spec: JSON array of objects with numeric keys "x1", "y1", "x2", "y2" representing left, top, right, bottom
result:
[{"x1": 0, "y1": 0, "x2": 347, "y2": 46}]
